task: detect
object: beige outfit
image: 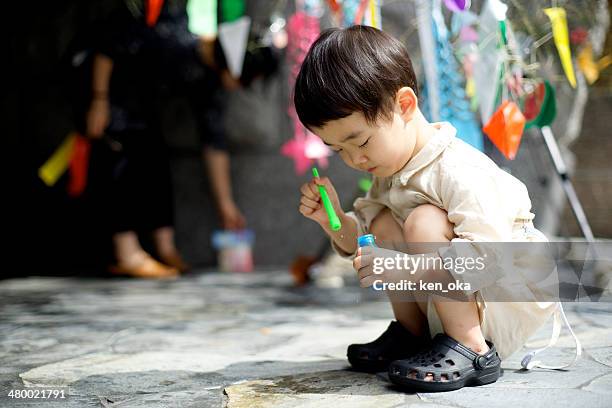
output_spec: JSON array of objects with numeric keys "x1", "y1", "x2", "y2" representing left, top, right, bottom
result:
[{"x1": 334, "y1": 122, "x2": 556, "y2": 359}]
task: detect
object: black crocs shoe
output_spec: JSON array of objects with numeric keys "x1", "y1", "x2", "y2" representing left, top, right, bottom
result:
[
  {"x1": 388, "y1": 333, "x2": 501, "y2": 392},
  {"x1": 347, "y1": 321, "x2": 431, "y2": 373}
]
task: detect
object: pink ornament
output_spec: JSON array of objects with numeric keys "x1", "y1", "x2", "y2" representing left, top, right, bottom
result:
[
  {"x1": 283, "y1": 10, "x2": 331, "y2": 175},
  {"x1": 459, "y1": 26, "x2": 478, "y2": 43},
  {"x1": 281, "y1": 135, "x2": 310, "y2": 175},
  {"x1": 281, "y1": 132, "x2": 330, "y2": 175},
  {"x1": 304, "y1": 133, "x2": 331, "y2": 164}
]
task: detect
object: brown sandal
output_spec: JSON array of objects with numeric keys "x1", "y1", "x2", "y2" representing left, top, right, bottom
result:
[
  {"x1": 110, "y1": 255, "x2": 179, "y2": 279},
  {"x1": 158, "y1": 252, "x2": 190, "y2": 273}
]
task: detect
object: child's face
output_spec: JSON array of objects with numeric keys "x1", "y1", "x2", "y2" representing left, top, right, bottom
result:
[{"x1": 312, "y1": 107, "x2": 417, "y2": 178}]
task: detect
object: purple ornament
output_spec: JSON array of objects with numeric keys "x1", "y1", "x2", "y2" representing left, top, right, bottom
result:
[{"x1": 443, "y1": 0, "x2": 470, "y2": 12}]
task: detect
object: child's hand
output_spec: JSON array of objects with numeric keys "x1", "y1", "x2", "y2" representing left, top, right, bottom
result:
[
  {"x1": 353, "y1": 246, "x2": 407, "y2": 288},
  {"x1": 353, "y1": 246, "x2": 381, "y2": 288},
  {"x1": 298, "y1": 176, "x2": 343, "y2": 230}
]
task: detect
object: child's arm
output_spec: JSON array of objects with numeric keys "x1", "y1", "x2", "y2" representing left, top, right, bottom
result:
[{"x1": 299, "y1": 176, "x2": 358, "y2": 255}]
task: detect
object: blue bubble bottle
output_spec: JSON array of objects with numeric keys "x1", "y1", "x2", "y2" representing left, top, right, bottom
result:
[{"x1": 358, "y1": 234, "x2": 377, "y2": 248}]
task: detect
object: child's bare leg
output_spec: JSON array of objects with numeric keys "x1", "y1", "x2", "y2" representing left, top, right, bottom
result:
[
  {"x1": 403, "y1": 205, "x2": 489, "y2": 357},
  {"x1": 369, "y1": 208, "x2": 428, "y2": 337},
  {"x1": 432, "y1": 296, "x2": 489, "y2": 354}
]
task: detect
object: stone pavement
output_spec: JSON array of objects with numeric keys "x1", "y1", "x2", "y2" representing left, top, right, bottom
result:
[{"x1": 0, "y1": 271, "x2": 610, "y2": 407}]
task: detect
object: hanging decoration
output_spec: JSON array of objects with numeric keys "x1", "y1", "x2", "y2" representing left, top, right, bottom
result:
[
  {"x1": 187, "y1": 0, "x2": 217, "y2": 36},
  {"x1": 577, "y1": 43, "x2": 612, "y2": 85},
  {"x1": 67, "y1": 135, "x2": 91, "y2": 197},
  {"x1": 326, "y1": 0, "x2": 377, "y2": 27},
  {"x1": 570, "y1": 27, "x2": 589, "y2": 45},
  {"x1": 281, "y1": 133, "x2": 331, "y2": 175},
  {"x1": 282, "y1": 2, "x2": 331, "y2": 175},
  {"x1": 272, "y1": 0, "x2": 602, "y2": 170},
  {"x1": 146, "y1": 0, "x2": 164, "y2": 27},
  {"x1": 341, "y1": 0, "x2": 360, "y2": 27},
  {"x1": 543, "y1": 7, "x2": 576, "y2": 88},
  {"x1": 523, "y1": 80, "x2": 557, "y2": 129},
  {"x1": 473, "y1": 0, "x2": 508, "y2": 125},
  {"x1": 443, "y1": 0, "x2": 470, "y2": 13},
  {"x1": 364, "y1": 0, "x2": 382, "y2": 29},
  {"x1": 221, "y1": 0, "x2": 245, "y2": 23},
  {"x1": 418, "y1": 0, "x2": 483, "y2": 150},
  {"x1": 477, "y1": 3, "x2": 532, "y2": 160},
  {"x1": 37, "y1": 131, "x2": 92, "y2": 196},
  {"x1": 483, "y1": 100, "x2": 526, "y2": 160},
  {"x1": 218, "y1": 16, "x2": 251, "y2": 78},
  {"x1": 38, "y1": 133, "x2": 77, "y2": 187},
  {"x1": 353, "y1": 0, "x2": 371, "y2": 26},
  {"x1": 325, "y1": 0, "x2": 342, "y2": 26}
]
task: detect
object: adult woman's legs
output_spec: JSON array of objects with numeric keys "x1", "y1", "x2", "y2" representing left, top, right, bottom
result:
[{"x1": 108, "y1": 128, "x2": 179, "y2": 278}]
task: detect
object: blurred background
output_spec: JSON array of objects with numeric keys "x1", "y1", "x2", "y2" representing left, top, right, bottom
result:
[{"x1": 5, "y1": 0, "x2": 611, "y2": 279}]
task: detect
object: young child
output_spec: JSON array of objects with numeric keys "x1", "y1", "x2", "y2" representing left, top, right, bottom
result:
[{"x1": 295, "y1": 26, "x2": 557, "y2": 392}]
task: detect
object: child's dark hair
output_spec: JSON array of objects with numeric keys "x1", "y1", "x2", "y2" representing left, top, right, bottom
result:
[{"x1": 294, "y1": 25, "x2": 418, "y2": 130}]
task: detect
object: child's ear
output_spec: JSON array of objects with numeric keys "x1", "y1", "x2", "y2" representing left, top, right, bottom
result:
[{"x1": 395, "y1": 87, "x2": 418, "y2": 122}]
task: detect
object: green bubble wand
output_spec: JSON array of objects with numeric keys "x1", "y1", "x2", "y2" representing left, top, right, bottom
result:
[{"x1": 312, "y1": 167, "x2": 342, "y2": 231}]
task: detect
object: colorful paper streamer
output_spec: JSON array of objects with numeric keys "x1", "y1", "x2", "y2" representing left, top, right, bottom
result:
[
  {"x1": 218, "y1": 16, "x2": 251, "y2": 78},
  {"x1": 543, "y1": 7, "x2": 576, "y2": 88},
  {"x1": 577, "y1": 43, "x2": 612, "y2": 85},
  {"x1": 283, "y1": 7, "x2": 331, "y2": 175},
  {"x1": 221, "y1": 0, "x2": 244, "y2": 23},
  {"x1": 187, "y1": 0, "x2": 217, "y2": 36},
  {"x1": 38, "y1": 133, "x2": 77, "y2": 187},
  {"x1": 67, "y1": 134, "x2": 91, "y2": 197},
  {"x1": 474, "y1": 0, "x2": 507, "y2": 125},
  {"x1": 419, "y1": 0, "x2": 483, "y2": 150},
  {"x1": 146, "y1": 0, "x2": 164, "y2": 27}
]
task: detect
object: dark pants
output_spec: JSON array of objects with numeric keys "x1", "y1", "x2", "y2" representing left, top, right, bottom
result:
[
  {"x1": 101, "y1": 95, "x2": 174, "y2": 235},
  {"x1": 100, "y1": 50, "x2": 225, "y2": 234},
  {"x1": 111, "y1": 131, "x2": 173, "y2": 234}
]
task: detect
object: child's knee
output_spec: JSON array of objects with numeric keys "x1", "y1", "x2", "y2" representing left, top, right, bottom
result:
[
  {"x1": 370, "y1": 208, "x2": 403, "y2": 242},
  {"x1": 403, "y1": 204, "x2": 454, "y2": 242}
]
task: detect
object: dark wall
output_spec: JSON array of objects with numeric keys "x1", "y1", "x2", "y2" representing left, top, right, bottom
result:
[{"x1": 7, "y1": 1, "x2": 123, "y2": 277}]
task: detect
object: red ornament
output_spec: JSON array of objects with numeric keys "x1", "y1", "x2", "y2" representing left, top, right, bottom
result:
[
  {"x1": 483, "y1": 101, "x2": 526, "y2": 160},
  {"x1": 67, "y1": 134, "x2": 91, "y2": 197},
  {"x1": 570, "y1": 27, "x2": 588, "y2": 45},
  {"x1": 146, "y1": 0, "x2": 164, "y2": 27}
]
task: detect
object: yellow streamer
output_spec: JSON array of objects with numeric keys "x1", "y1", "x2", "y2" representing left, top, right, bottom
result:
[
  {"x1": 38, "y1": 133, "x2": 77, "y2": 186},
  {"x1": 578, "y1": 43, "x2": 612, "y2": 85},
  {"x1": 466, "y1": 77, "x2": 476, "y2": 99},
  {"x1": 543, "y1": 7, "x2": 576, "y2": 88},
  {"x1": 369, "y1": 0, "x2": 378, "y2": 29}
]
